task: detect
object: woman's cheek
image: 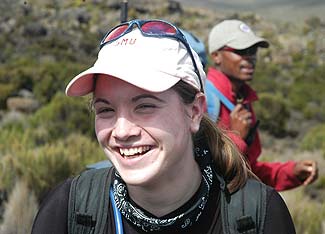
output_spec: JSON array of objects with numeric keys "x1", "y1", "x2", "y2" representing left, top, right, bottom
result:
[{"x1": 95, "y1": 120, "x2": 109, "y2": 145}]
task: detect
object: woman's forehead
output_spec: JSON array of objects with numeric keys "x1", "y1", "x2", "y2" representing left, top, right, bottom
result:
[
  {"x1": 94, "y1": 75, "x2": 178, "y2": 101},
  {"x1": 94, "y1": 75, "x2": 142, "y2": 93}
]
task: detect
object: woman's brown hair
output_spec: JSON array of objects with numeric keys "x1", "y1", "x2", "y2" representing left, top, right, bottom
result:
[{"x1": 173, "y1": 80, "x2": 257, "y2": 193}]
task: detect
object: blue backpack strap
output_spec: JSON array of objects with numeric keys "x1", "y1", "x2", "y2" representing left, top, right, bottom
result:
[
  {"x1": 205, "y1": 79, "x2": 235, "y2": 122},
  {"x1": 86, "y1": 160, "x2": 112, "y2": 170},
  {"x1": 110, "y1": 187, "x2": 124, "y2": 234},
  {"x1": 205, "y1": 79, "x2": 221, "y2": 122}
]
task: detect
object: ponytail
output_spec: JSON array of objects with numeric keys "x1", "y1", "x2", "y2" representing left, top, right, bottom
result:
[
  {"x1": 195, "y1": 115, "x2": 257, "y2": 192},
  {"x1": 173, "y1": 81, "x2": 257, "y2": 193}
]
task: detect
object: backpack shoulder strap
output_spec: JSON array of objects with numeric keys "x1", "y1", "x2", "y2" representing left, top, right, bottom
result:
[
  {"x1": 205, "y1": 79, "x2": 235, "y2": 118},
  {"x1": 220, "y1": 179, "x2": 267, "y2": 234},
  {"x1": 68, "y1": 167, "x2": 114, "y2": 234}
]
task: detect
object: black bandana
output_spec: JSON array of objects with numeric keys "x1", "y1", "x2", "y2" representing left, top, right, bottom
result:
[{"x1": 111, "y1": 147, "x2": 214, "y2": 232}]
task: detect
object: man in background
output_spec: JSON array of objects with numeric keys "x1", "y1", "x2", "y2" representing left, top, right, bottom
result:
[{"x1": 205, "y1": 19, "x2": 318, "y2": 191}]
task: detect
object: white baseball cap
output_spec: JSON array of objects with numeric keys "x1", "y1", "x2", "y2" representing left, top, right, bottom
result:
[
  {"x1": 208, "y1": 19, "x2": 269, "y2": 54},
  {"x1": 65, "y1": 28, "x2": 206, "y2": 96}
]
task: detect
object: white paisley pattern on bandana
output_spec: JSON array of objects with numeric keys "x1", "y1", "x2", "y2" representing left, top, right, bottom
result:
[{"x1": 111, "y1": 147, "x2": 214, "y2": 233}]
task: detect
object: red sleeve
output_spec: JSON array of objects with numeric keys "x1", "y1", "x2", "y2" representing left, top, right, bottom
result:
[
  {"x1": 251, "y1": 160, "x2": 302, "y2": 191},
  {"x1": 216, "y1": 101, "x2": 301, "y2": 191}
]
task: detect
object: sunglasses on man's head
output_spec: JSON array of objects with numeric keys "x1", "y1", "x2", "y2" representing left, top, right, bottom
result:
[
  {"x1": 220, "y1": 46, "x2": 258, "y2": 56},
  {"x1": 100, "y1": 19, "x2": 204, "y2": 92}
]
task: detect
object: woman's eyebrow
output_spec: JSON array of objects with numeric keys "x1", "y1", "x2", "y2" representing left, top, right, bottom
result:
[
  {"x1": 132, "y1": 94, "x2": 166, "y2": 103},
  {"x1": 93, "y1": 98, "x2": 110, "y2": 105},
  {"x1": 93, "y1": 94, "x2": 165, "y2": 105}
]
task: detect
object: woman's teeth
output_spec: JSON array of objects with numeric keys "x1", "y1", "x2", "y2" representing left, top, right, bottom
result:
[{"x1": 119, "y1": 146, "x2": 150, "y2": 157}]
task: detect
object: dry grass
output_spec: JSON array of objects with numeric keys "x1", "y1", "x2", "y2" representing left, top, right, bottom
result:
[
  {"x1": 0, "y1": 180, "x2": 38, "y2": 234},
  {"x1": 260, "y1": 131, "x2": 325, "y2": 233},
  {"x1": 281, "y1": 188, "x2": 325, "y2": 234}
]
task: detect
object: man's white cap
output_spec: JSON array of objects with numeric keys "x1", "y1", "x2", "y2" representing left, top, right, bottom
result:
[
  {"x1": 208, "y1": 19, "x2": 269, "y2": 54},
  {"x1": 65, "y1": 28, "x2": 206, "y2": 96}
]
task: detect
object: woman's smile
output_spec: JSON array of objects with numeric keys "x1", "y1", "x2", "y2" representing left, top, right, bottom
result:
[{"x1": 118, "y1": 145, "x2": 152, "y2": 158}]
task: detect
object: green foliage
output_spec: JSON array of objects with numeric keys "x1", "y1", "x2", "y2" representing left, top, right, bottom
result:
[
  {"x1": 0, "y1": 121, "x2": 101, "y2": 225},
  {"x1": 0, "y1": 122, "x2": 34, "y2": 155},
  {"x1": 253, "y1": 92, "x2": 290, "y2": 137},
  {"x1": 0, "y1": 133, "x2": 105, "y2": 199},
  {"x1": 287, "y1": 74, "x2": 325, "y2": 121},
  {"x1": 32, "y1": 61, "x2": 87, "y2": 104},
  {"x1": 314, "y1": 176, "x2": 325, "y2": 190},
  {"x1": 29, "y1": 92, "x2": 95, "y2": 142},
  {"x1": 1, "y1": 57, "x2": 36, "y2": 80},
  {"x1": 305, "y1": 16, "x2": 321, "y2": 26},
  {"x1": 0, "y1": 58, "x2": 37, "y2": 97},
  {"x1": 282, "y1": 188, "x2": 325, "y2": 234},
  {"x1": 1, "y1": 55, "x2": 90, "y2": 106},
  {"x1": 252, "y1": 61, "x2": 283, "y2": 93},
  {"x1": 253, "y1": 34, "x2": 325, "y2": 123},
  {"x1": 286, "y1": 37, "x2": 325, "y2": 121},
  {"x1": 0, "y1": 83, "x2": 17, "y2": 109},
  {"x1": 301, "y1": 124, "x2": 325, "y2": 157}
]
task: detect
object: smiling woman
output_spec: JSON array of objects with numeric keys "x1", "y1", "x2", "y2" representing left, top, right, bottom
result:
[{"x1": 31, "y1": 19, "x2": 296, "y2": 234}]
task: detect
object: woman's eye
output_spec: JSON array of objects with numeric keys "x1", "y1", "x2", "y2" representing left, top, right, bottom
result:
[
  {"x1": 135, "y1": 103, "x2": 160, "y2": 114},
  {"x1": 137, "y1": 103, "x2": 156, "y2": 110},
  {"x1": 96, "y1": 107, "x2": 114, "y2": 115}
]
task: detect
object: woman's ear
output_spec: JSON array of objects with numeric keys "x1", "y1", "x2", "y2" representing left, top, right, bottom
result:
[{"x1": 189, "y1": 93, "x2": 206, "y2": 133}]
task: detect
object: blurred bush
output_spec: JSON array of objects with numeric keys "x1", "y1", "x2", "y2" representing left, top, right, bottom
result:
[
  {"x1": 0, "y1": 83, "x2": 16, "y2": 109},
  {"x1": 253, "y1": 92, "x2": 290, "y2": 137},
  {"x1": 0, "y1": 133, "x2": 105, "y2": 200},
  {"x1": 301, "y1": 124, "x2": 325, "y2": 157},
  {"x1": 287, "y1": 39, "x2": 325, "y2": 121},
  {"x1": 253, "y1": 33, "x2": 325, "y2": 124},
  {"x1": 252, "y1": 61, "x2": 283, "y2": 93},
  {"x1": 32, "y1": 60, "x2": 88, "y2": 104},
  {"x1": 282, "y1": 188, "x2": 325, "y2": 234},
  {"x1": 29, "y1": 92, "x2": 95, "y2": 142},
  {"x1": 0, "y1": 57, "x2": 90, "y2": 107}
]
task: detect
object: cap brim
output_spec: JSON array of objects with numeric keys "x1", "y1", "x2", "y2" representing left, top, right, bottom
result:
[
  {"x1": 65, "y1": 65, "x2": 182, "y2": 97},
  {"x1": 228, "y1": 37, "x2": 269, "y2": 50}
]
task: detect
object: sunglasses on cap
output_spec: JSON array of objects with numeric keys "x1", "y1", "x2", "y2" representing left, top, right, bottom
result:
[
  {"x1": 220, "y1": 46, "x2": 258, "y2": 56},
  {"x1": 100, "y1": 19, "x2": 204, "y2": 92}
]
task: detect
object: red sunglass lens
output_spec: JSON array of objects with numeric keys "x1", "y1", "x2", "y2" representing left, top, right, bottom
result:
[
  {"x1": 222, "y1": 46, "x2": 258, "y2": 56},
  {"x1": 104, "y1": 25, "x2": 129, "y2": 43},
  {"x1": 141, "y1": 21, "x2": 176, "y2": 35},
  {"x1": 222, "y1": 46, "x2": 235, "y2": 52}
]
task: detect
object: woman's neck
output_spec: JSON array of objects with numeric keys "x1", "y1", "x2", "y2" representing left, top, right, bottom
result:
[{"x1": 127, "y1": 160, "x2": 202, "y2": 217}]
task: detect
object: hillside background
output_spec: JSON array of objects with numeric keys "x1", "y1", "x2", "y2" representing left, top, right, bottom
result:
[
  {"x1": 0, "y1": 0, "x2": 324, "y2": 233},
  {"x1": 177, "y1": 0, "x2": 325, "y2": 22}
]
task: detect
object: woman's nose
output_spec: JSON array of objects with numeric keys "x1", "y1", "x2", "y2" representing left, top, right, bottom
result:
[{"x1": 112, "y1": 117, "x2": 140, "y2": 141}]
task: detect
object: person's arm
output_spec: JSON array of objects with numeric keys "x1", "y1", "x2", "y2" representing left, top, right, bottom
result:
[
  {"x1": 264, "y1": 188, "x2": 296, "y2": 234},
  {"x1": 252, "y1": 159, "x2": 318, "y2": 191},
  {"x1": 252, "y1": 160, "x2": 302, "y2": 191},
  {"x1": 31, "y1": 178, "x2": 72, "y2": 234}
]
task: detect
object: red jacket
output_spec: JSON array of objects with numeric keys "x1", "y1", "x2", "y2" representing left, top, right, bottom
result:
[{"x1": 206, "y1": 67, "x2": 302, "y2": 191}]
